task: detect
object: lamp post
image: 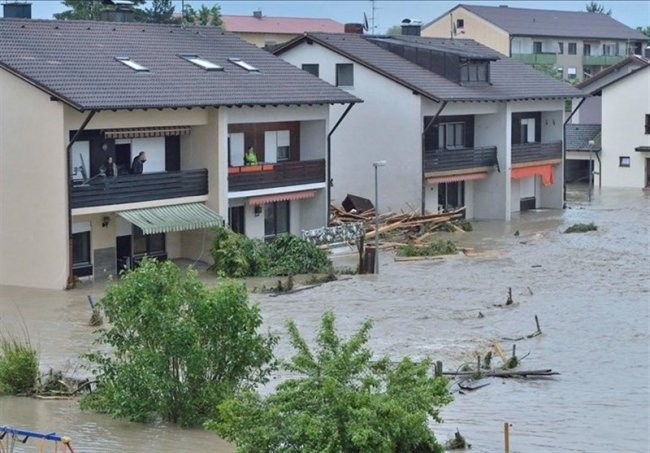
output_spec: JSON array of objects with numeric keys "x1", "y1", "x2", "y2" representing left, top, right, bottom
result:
[
  {"x1": 587, "y1": 139, "x2": 594, "y2": 202},
  {"x1": 373, "y1": 160, "x2": 386, "y2": 274}
]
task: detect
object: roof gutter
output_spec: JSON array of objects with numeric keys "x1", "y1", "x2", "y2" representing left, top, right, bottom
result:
[
  {"x1": 66, "y1": 110, "x2": 97, "y2": 289},
  {"x1": 327, "y1": 102, "x2": 356, "y2": 225},
  {"x1": 421, "y1": 101, "x2": 447, "y2": 215},
  {"x1": 562, "y1": 97, "x2": 587, "y2": 206}
]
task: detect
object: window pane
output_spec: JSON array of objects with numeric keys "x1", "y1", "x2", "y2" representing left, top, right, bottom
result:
[
  {"x1": 438, "y1": 125, "x2": 445, "y2": 149},
  {"x1": 445, "y1": 124, "x2": 454, "y2": 148},
  {"x1": 72, "y1": 232, "x2": 91, "y2": 265},
  {"x1": 460, "y1": 64, "x2": 468, "y2": 82},
  {"x1": 276, "y1": 201, "x2": 290, "y2": 234},
  {"x1": 264, "y1": 203, "x2": 275, "y2": 237},
  {"x1": 148, "y1": 233, "x2": 165, "y2": 253},
  {"x1": 455, "y1": 124, "x2": 464, "y2": 147},
  {"x1": 336, "y1": 64, "x2": 353, "y2": 86},
  {"x1": 477, "y1": 62, "x2": 487, "y2": 81},
  {"x1": 302, "y1": 64, "x2": 319, "y2": 77},
  {"x1": 133, "y1": 226, "x2": 147, "y2": 254}
]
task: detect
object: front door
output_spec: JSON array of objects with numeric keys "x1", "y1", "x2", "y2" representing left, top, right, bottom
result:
[
  {"x1": 116, "y1": 235, "x2": 132, "y2": 271},
  {"x1": 264, "y1": 201, "x2": 290, "y2": 240}
]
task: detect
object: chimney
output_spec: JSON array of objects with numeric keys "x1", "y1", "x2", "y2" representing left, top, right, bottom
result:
[
  {"x1": 400, "y1": 18, "x2": 421, "y2": 36},
  {"x1": 3, "y1": 2, "x2": 32, "y2": 19},
  {"x1": 344, "y1": 23, "x2": 364, "y2": 34},
  {"x1": 100, "y1": 0, "x2": 135, "y2": 22},
  {"x1": 253, "y1": 10, "x2": 262, "y2": 19}
]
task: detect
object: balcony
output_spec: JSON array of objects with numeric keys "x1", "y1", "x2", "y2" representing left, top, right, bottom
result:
[
  {"x1": 424, "y1": 146, "x2": 498, "y2": 174},
  {"x1": 512, "y1": 141, "x2": 562, "y2": 165},
  {"x1": 583, "y1": 55, "x2": 624, "y2": 66},
  {"x1": 512, "y1": 53, "x2": 557, "y2": 65},
  {"x1": 71, "y1": 169, "x2": 208, "y2": 209},
  {"x1": 228, "y1": 159, "x2": 325, "y2": 192}
]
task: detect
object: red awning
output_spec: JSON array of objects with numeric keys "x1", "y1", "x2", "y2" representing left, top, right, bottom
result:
[
  {"x1": 248, "y1": 190, "x2": 316, "y2": 205},
  {"x1": 427, "y1": 172, "x2": 488, "y2": 185},
  {"x1": 511, "y1": 165, "x2": 554, "y2": 186}
]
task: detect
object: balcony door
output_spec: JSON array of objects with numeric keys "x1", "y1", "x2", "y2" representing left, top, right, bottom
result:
[
  {"x1": 264, "y1": 201, "x2": 290, "y2": 239},
  {"x1": 229, "y1": 133, "x2": 245, "y2": 166},
  {"x1": 438, "y1": 182, "x2": 465, "y2": 212}
]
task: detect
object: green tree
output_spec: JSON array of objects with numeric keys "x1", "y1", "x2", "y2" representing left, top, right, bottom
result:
[
  {"x1": 80, "y1": 258, "x2": 277, "y2": 426},
  {"x1": 209, "y1": 311, "x2": 452, "y2": 453},
  {"x1": 637, "y1": 26, "x2": 650, "y2": 37},
  {"x1": 143, "y1": 0, "x2": 179, "y2": 24},
  {"x1": 585, "y1": 1, "x2": 612, "y2": 16},
  {"x1": 54, "y1": 0, "x2": 145, "y2": 21},
  {"x1": 386, "y1": 25, "x2": 402, "y2": 36},
  {"x1": 183, "y1": 3, "x2": 223, "y2": 27}
]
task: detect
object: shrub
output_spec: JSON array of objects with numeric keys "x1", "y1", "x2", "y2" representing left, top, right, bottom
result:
[
  {"x1": 80, "y1": 258, "x2": 277, "y2": 426},
  {"x1": 266, "y1": 234, "x2": 330, "y2": 276},
  {"x1": 564, "y1": 222, "x2": 598, "y2": 234},
  {"x1": 0, "y1": 331, "x2": 38, "y2": 395},
  {"x1": 209, "y1": 311, "x2": 452, "y2": 453},
  {"x1": 397, "y1": 240, "x2": 458, "y2": 257}
]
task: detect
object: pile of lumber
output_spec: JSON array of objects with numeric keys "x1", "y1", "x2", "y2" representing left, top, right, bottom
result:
[{"x1": 330, "y1": 204, "x2": 466, "y2": 244}]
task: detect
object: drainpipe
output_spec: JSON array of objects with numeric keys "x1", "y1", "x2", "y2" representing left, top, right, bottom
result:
[
  {"x1": 66, "y1": 110, "x2": 97, "y2": 289},
  {"x1": 326, "y1": 103, "x2": 355, "y2": 225},
  {"x1": 421, "y1": 101, "x2": 447, "y2": 215},
  {"x1": 563, "y1": 97, "x2": 587, "y2": 206}
]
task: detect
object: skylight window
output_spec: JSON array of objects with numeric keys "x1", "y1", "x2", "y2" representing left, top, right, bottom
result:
[
  {"x1": 115, "y1": 57, "x2": 149, "y2": 72},
  {"x1": 228, "y1": 58, "x2": 259, "y2": 72},
  {"x1": 180, "y1": 55, "x2": 223, "y2": 71}
]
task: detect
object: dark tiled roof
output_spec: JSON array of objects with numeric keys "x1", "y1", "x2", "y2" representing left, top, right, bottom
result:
[
  {"x1": 577, "y1": 56, "x2": 650, "y2": 94},
  {"x1": 0, "y1": 19, "x2": 360, "y2": 110},
  {"x1": 566, "y1": 124, "x2": 601, "y2": 151},
  {"x1": 276, "y1": 33, "x2": 583, "y2": 102},
  {"x1": 460, "y1": 4, "x2": 648, "y2": 40}
]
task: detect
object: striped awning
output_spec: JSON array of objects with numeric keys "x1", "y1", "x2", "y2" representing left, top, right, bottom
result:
[
  {"x1": 249, "y1": 190, "x2": 316, "y2": 205},
  {"x1": 103, "y1": 126, "x2": 191, "y2": 139},
  {"x1": 117, "y1": 203, "x2": 223, "y2": 235},
  {"x1": 427, "y1": 172, "x2": 488, "y2": 185}
]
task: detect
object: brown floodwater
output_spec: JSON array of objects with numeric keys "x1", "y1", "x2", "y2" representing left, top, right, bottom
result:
[{"x1": 1, "y1": 185, "x2": 648, "y2": 452}]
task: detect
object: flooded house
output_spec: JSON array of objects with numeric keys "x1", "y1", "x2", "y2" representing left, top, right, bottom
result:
[
  {"x1": 0, "y1": 18, "x2": 359, "y2": 289},
  {"x1": 274, "y1": 24, "x2": 583, "y2": 220}
]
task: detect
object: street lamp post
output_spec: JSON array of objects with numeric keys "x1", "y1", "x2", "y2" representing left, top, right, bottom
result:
[
  {"x1": 373, "y1": 160, "x2": 386, "y2": 274},
  {"x1": 587, "y1": 139, "x2": 594, "y2": 202}
]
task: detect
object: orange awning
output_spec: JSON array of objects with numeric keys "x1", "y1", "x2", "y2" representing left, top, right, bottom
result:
[
  {"x1": 427, "y1": 172, "x2": 488, "y2": 185},
  {"x1": 249, "y1": 190, "x2": 316, "y2": 205},
  {"x1": 511, "y1": 165, "x2": 554, "y2": 186}
]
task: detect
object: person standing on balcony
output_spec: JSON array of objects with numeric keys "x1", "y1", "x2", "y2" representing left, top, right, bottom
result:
[
  {"x1": 131, "y1": 151, "x2": 147, "y2": 174},
  {"x1": 244, "y1": 146, "x2": 258, "y2": 166},
  {"x1": 102, "y1": 156, "x2": 118, "y2": 177}
]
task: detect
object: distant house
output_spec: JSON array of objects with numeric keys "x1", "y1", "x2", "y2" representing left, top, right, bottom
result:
[
  {"x1": 221, "y1": 10, "x2": 345, "y2": 48},
  {"x1": 0, "y1": 18, "x2": 358, "y2": 289},
  {"x1": 422, "y1": 4, "x2": 648, "y2": 81},
  {"x1": 569, "y1": 56, "x2": 650, "y2": 188},
  {"x1": 275, "y1": 27, "x2": 583, "y2": 221}
]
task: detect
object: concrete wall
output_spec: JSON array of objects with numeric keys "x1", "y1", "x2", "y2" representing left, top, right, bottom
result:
[
  {"x1": 572, "y1": 96, "x2": 601, "y2": 124},
  {"x1": 601, "y1": 68, "x2": 650, "y2": 187},
  {"x1": 422, "y1": 7, "x2": 510, "y2": 56},
  {"x1": 279, "y1": 42, "x2": 422, "y2": 214},
  {"x1": 300, "y1": 120, "x2": 327, "y2": 160},
  {"x1": 0, "y1": 69, "x2": 68, "y2": 288}
]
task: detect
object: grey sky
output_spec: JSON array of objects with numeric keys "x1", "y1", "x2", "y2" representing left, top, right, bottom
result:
[{"x1": 20, "y1": 1, "x2": 650, "y2": 33}]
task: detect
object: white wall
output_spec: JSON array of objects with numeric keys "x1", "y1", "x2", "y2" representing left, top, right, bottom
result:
[
  {"x1": 300, "y1": 120, "x2": 327, "y2": 160},
  {"x1": 131, "y1": 137, "x2": 165, "y2": 173},
  {"x1": 601, "y1": 68, "x2": 650, "y2": 187},
  {"x1": 279, "y1": 42, "x2": 422, "y2": 214}
]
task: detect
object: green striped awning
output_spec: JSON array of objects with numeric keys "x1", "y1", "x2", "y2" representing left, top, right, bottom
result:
[{"x1": 117, "y1": 203, "x2": 223, "y2": 235}]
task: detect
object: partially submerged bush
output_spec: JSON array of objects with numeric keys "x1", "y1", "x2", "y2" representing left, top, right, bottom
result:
[
  {"x1": 397, "y1": 240, "x2": 458, "y2": 257},
  {"x1": 209, "y1": 311, "x2": 452, "y2": 452},
  {"x1": 210, "y1": 227, "x2": 330, "y2": 278},
  {"x1": 81, "y1": 258, "x2": 277, "y2": 426},
  {"x1": 0, "y1": 331, "x2": 38, "y2": 395},
  {"x1": 564, "y1": 222, "x2": 598, "y2": 234}
]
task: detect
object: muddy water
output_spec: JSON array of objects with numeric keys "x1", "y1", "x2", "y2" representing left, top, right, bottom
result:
[{"x1": 1, "y1": 186, "x2": 648, "y2": 452}]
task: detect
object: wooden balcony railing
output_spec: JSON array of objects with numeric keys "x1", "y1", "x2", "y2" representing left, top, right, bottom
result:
[
  {"x1": 424, "y1": 146, "x2": 498, "y2": 174},
  {"x1": 71, "y1": 169, "x2": 208, "y2": 209},
  {"x1": 511, "y1": 141, "x2": 562, "y2": 165},
  {"x1": 228, "y1": 159, "x2": 326, "y2": 192}
]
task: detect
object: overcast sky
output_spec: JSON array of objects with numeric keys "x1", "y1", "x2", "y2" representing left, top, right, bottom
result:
[{"x1": 20, "y1": 1, "x2": 650, "y2": 33}]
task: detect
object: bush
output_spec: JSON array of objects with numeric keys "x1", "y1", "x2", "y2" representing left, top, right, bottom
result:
[
  {"x1": 266, "y1": 234, "x2": 330, "y2": 276},
  {"x1": 80, "y1": 258, "x2": 277, "y2": 426},
  {"x1": 564, "y1": 222, "x2": 598, "y2": 234},
  {"x1": 397, "y1": 240, "x2": 458, "y2": 257},
  {"x1": 0, "y1": 331, "x2": 38, "y2": 395},
  {"x1": 209, "y1": 311, "x2": 452, "y2": 453},
  {"x1": 210, "y1": 227, "x2": 330, "y2": 278}
]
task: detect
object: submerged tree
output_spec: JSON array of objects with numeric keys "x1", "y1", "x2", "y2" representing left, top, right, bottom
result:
[
  {"x1": 209, "y1": 311, "x2": 452, "y2": 452},
  {"x1": 585, "y1": 1, "x2": 612, "y2": 16},
  {"x1": 80, "y1": 258, "x2": 277, "y2": 426}
]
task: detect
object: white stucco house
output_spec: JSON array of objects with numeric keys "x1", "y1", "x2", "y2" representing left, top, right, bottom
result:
[
  {"x1": 0, "y1": 19, "x2": 358, "y2": 289},
  {"x1": 274, "y1": 30, "x2": 583, "y2": 220},
  {"x1": 569, "y1": 56, "x2": 650, "y2": 188}
]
